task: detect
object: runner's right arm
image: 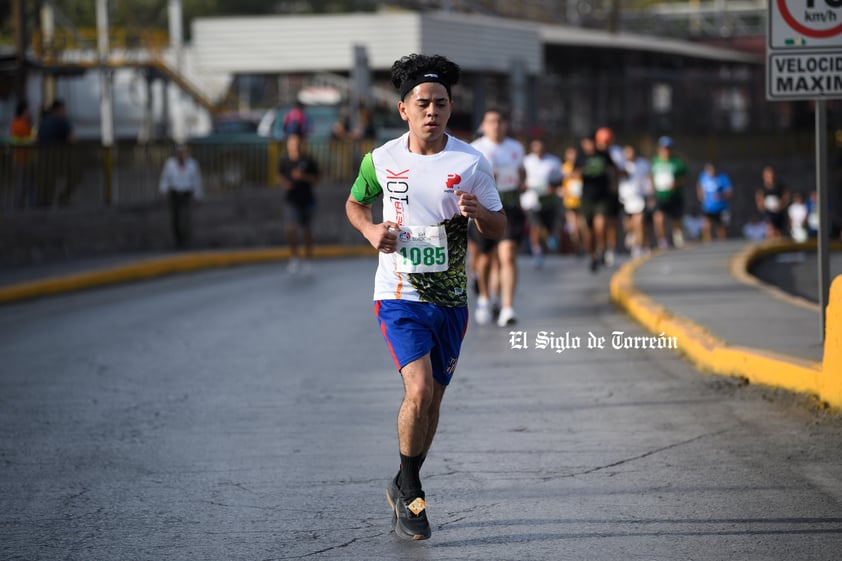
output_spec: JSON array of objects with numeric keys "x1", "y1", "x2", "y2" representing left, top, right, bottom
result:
[{"x1": 345, "y1": 195, "x2": 399, "y2": 253}]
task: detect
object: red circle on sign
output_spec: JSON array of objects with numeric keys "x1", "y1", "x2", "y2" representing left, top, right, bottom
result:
[{"x1": 778, "y1": 0, "x2": 842, "y2": 38}]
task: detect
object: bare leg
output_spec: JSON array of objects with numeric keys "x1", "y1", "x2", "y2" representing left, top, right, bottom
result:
[
  {"x1": 303, "y1": 225, "x2": 314, "y2": 259},
  {"x1": 475, "y1": 251, "x2": 491, "y2": 301},
  {"x1": 653, "y1": 210, "x2": 667, "y2": 247},
  {"x1": 592, "y1": 214, "x2": 606, "y2": 256},
  {"x1": 398, "y1": 355, "x2": 444, "y2": 458},
  {"x1": 701, "y1": 217, "x2": 712, "y2": 243},
  {"x1": 497, "y1": 240, "x2": 518, "y2": 309},
  {"x1": 287, "y1": 224, "x2": 299, "y2": 259}
]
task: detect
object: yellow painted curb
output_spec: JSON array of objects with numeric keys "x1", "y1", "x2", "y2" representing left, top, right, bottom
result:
[
  {"x1": 822, "y1": 277, "x2": 842, "y2": 404},
  {"x1": 610, "y1": 247, "x2": 839, "y2": 410},
  {"x1": 0, "y1": 245, "x2": 377, "y2": 305}
]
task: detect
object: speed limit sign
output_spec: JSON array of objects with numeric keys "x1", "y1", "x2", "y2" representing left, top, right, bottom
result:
[
  {"x1": 766, "y1": 0, "x2": 840, "y2": 339},
  {"x1": 767, "y1": 0, "x2": 842, "y2": 99},
  {"x1": 769, "y1": 0, "x2": 842, "y2": 47}
]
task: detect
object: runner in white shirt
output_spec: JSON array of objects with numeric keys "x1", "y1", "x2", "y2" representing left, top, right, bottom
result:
[
  {"x1": 471, "y1": 109, "x2": 526, "y2": 327},
  {"x1": 617, "y1": 145, "x2": 652, "y2": 257},
  {"x1": 345, "y1": 54, "x2": 505, "y2": 541},
  {"x1": 522, "y1": 138, "x2": 563, "y2": 268}
]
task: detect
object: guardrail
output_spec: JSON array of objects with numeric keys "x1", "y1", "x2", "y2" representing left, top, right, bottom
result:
[{"x1": 0, "y1": 139, "x2": 375, "y2": 211}]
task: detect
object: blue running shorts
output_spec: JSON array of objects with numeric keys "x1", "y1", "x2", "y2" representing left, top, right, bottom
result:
[{"x1": 374, "y1": 300, "x2": 469, "y2": 387}]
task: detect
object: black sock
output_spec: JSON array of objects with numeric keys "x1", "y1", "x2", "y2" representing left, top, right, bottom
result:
[{"x1": 398, "y1": 453, "x2": 424, "y2": 498}]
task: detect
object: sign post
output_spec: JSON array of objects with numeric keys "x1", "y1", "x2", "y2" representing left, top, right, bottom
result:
[{"x1": 767, "y1": 0, "x2": 842, "y2": 340}]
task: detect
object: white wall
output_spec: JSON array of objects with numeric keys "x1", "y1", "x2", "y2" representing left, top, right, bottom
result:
[
  {"x1": 191, "y1": 11, "x2": 544, "y2": 75},
  {"x1": 193, "y1": 13, "x2": 422, "y2": 74}
]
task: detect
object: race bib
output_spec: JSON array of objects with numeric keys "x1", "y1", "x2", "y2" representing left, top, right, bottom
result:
[
  {"x1": 566, "y1": 179, "x2": 583, "y2": 199},
  {"x1": 528, "y1": 180, "x2": 549, "y2": 194},
  {"x1": 618, "y1": 179, "x2": 637, "y2": 201},
  {"x1": 395, "y1": 225, "x2": 449, "y2": 273},
  {"x1": 520, "y1": 189, "x2": 540, "y2": 211},
  {"x1": 496, "y1": 167, "x2": 520, "y2": 191},
  {"x1": 653, "y1": 171, "x2": 674, "y2": 192},
  {"x1": 765, "y1": 194, "x2": 781, "y2": 212}
]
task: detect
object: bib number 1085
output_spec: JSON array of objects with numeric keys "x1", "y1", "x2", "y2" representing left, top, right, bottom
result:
[
  {"x1": 394, "y1": 224, "x2": 449, "y2": 273},
  {"x1": 399, "y1": 246, "x2": 446, "y2": 267}
]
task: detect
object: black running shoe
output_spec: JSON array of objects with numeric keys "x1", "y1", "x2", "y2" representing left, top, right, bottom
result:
[
  {"x1": 387, "y1": 474, "x2": 399, "y2": 532},
  {"x1": 386, "y1": 475, "x2": 431, "y2": 540}
]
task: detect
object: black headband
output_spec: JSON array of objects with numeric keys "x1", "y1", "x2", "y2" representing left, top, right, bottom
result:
[{"x1": 399, "y1": 73, "x2": 452, "y2": 100}]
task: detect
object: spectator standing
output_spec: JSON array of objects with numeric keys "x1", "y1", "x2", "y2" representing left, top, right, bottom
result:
[
  {"x1": 471, "y1": 108, "x2": 526, "y2": 326},
  {"x1": 37, "y1": 99, "x2": 75, "y2": 144},
  {"x1": 756, "y1": 165, "x2": 789, "y2": 239},
  {"x1": 697, "y1": 162, "x2": 733, "y2": 242},
  {"x1": 9, "y1": 100, "x2": 36, "y2": 208},
  {"x1": 275, "y1": 101, "x2": 311, "y2": 140},
  {"x1": 331, "y1": 102, "x2": 375, "y2": 141},
  {"x1": 522, "y1": 138, "x2": 563, "y2": 268},
  {"x1": 742, "y1": 214, "x2": 767, "y2": 241},
  {"x1": 650, "y1": 136, "x2": 688, "y2": 249},
  {"x1": 159, "y1": 145, "x2": 203, "y2": 248},
  {"x1": 278, "y1": 133, "x2": 320, "y2": 274},
  {"x1": 36, "y1": 99, "x2": 77, "y2": 206}
]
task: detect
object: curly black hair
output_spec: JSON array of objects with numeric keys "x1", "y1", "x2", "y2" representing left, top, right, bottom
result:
[{"x1": 390, "y1": 54, "x2": 461, "y2": 97}]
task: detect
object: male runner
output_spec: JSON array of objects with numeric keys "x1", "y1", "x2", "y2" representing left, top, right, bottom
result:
[
  {"x1": 574, "y1": 134, "x2": 617, "y2": 272},
  {"x1": 522, "y1": 138, "x2": 563, "y2": 268},
  {"x1": 471, "y1": 109, "x2": 526, "y2": 326},
  {"x1": 651, "y1": 136, "x2": 688, "y2": 248},
  {"x1": 345, "y1": 54, "x2": 505, "y2": 540}
]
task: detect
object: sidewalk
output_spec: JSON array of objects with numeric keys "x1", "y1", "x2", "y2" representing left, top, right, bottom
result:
[
  {"x1": 612, "y1": 239, "x2": 842, "y2": 410},
  {"x1": 630, "y1": 240, "x2": 825, "y2": 363}
]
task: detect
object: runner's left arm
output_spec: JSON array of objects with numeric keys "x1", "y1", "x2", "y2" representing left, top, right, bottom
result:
[{"x1": 455, "y1": 191, "x2": 506, "y2": 240}]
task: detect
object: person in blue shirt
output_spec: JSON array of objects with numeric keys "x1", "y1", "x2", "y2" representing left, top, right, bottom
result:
[{"x1": 697, "y1": 162, "x2": 732, "y2": 242}]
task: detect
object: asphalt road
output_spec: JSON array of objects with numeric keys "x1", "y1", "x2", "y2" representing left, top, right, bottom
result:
[{"x1": 1, "y1": 255, "x2": 841, "y2": 560}]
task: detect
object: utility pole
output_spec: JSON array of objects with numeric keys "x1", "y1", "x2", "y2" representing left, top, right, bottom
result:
[
  {"x1": 13, "y1": 0, "x2": 27, "y2": 102},
  {"x1": 607, "y1": 0, "x2": 621, "y2": 33},
  {"x1": 168, "y1": 0, "x2": 186, "y2": 143},
  {"x1": 40, "y1": 1, "x2": 56, "y2": 107},
  {"x1": 97, "y1": 0, "x2": 115, "y2": 205}
]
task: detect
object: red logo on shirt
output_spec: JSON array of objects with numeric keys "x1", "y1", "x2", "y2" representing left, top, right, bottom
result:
[
  {"x1": 445, "y1": 173, "x2": 461, "y2": 189},
  {"x1": 387, "y1": 168, "x2": 410, "y2": 180}
]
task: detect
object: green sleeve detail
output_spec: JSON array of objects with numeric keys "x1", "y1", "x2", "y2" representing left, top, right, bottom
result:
[{"x1": 350, "y1": 153, "x2": 381, "y2": 206}]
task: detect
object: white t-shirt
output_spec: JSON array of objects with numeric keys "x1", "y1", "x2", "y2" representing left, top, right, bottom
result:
[
  {"x1": 471, "y1": 136, "x2": 525, "y2": 207},
  {"x1": 618, "y1": 157, "x2": 652, "y2": 215},
  {"x1": 159, "y1": 157, "x2": 203, "y2": 198},
  {"x1": 350, "y1": 132, "x2": 502, "y2": 307},
  {"x1": 523, "y1": 153, "x2": 563, "y2": 193}
]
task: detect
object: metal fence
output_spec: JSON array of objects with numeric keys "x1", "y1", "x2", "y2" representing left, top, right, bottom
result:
[{"x1": 0, "y1": 138, "x2": 378, "y2": 211}]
